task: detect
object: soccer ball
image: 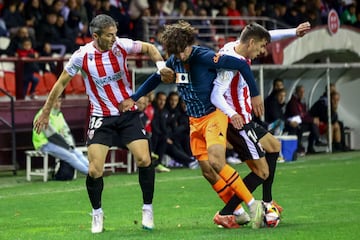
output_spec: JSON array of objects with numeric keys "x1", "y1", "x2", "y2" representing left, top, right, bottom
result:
[{"x1": 263, "y1": 204, "x2": 281, "y2": 228}]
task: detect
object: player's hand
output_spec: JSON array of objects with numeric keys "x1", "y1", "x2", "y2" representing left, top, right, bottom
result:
[
  {"x1": 296, "y1": 22, "x2": 311, "y2": 37},
  {"x1": 230, "y1": 114, "x2": 244, "y2": 129},
  {"x1": 119, "y1": 98, "x2": 135, "y2": 112},
  {"x1": 160, "y1": 67, "x2": 175, "y2": 83},
  {"x1": 34, "y1": 110, "x2": 50, "y2": 134},
  {"x1": 251, "y1": 95, "x2": 264, "y2": 117}
]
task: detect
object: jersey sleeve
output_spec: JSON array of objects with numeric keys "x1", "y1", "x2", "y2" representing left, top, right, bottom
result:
[
  {"x1": 64, "y1": 47, "x2": 83, "y2": 77},
  {"x1": 269, "y1": 28, "x2": 297, "y2": 42},
  {"x1": 211, "y1": 70, "x2": 238, "y2": 118},
  {"x1": 195, "y1": 49, "x2": 259, "y2": 97},
  {"x1": 116, "y1": 37, "x2": 142, "y2": 54}
]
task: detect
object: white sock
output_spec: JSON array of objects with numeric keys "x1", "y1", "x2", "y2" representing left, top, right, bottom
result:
[
  {"x1": 143, "y1": 204, "x2": 153, "y2": 211},
  {"x1": 233, "y1": 207, "x2": 245, "y2": 216},
  {"x1": 92, "y1": 208, "x2": 103, "y2": 215}
]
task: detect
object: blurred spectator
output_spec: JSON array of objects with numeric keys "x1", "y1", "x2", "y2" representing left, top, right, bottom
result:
[
  {"x1": 36, "y1": 10, "x2": 66, "y2": 56},
  {"x1": 226, "y1": 0, "x2": 246, "y2": 33},
  {"x1": 6, "y1": 26, "x2": 36, "y2": 56},
  {"x1": 285, "y1": 85, "x2": 327, "y2": 155},
  {"x1": 310, "y1": 85, "x2": 349, "y2": 152},
  {"x1": 171, "y1": 0, "x2": 189, "y2": 17},
  {"x1": 99, "y1": 0, "x2": 131, "y2": 37},
  {"x1": 2, "y1": 1, "x2": 26, "y2": 37},
  {"x1": 266, "y1": 77, "x2": 284, "y2": 103},
  {"x1": 214, "y1": 5, "x2": 229, "y2": 34},
  {"x1": 63, "y1": 0, "x2": 89, "y2": 37},
  {"x1": 24, "y1": 0, "x2": 44, "y2": 33},
  {"x1": 55, "y1": 14, "x2": 78, "y2": 53},
  {"x1": 193, "y1": 7, "x2": 215, "y2": 48},
  {"x1": 340, "y1": 3, "x2": 357, "y2": 25},
  {"x1": 16, "y1": 37, "x2": 39, "y2": 99},
  {"x1": 0, "y1": 18, "x2": 7, "y2": 37},
  {"x1": 151, "y1": 91, "x2": 171, "y2": 172},
  {"x1": 165, "y1": 91, "x2": 198, "y2": 169},
  {"x1": 84, "y1": 0, "x2": 101, "y2": 24},
  {"x1": 265, "y1": 88, "x2": 286, "y2": 135}
]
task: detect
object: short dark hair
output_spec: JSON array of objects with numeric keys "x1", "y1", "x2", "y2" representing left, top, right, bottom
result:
[{"x1": 239, "y1": 22, "x2": 271, "y2": 44}]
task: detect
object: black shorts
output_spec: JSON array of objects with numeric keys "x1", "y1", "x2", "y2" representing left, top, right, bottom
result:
[
  {"x1": 227, "y1": 121, "x2": 267, "y2": 161},
  {"x1": 86, "y1": 111, "x2": 147, "y2": 148}
]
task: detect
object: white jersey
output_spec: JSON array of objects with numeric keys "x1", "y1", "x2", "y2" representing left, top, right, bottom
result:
[
  {"x1": 212, "y1": 40, "x2": 253, "y2": 124},
  {"x1": 65, "y1": 37, "x2": 142, "y2": 116}
]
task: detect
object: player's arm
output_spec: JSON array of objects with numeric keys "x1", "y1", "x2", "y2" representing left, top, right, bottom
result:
[
  {"x1": 211, "y1": 71, "x2": 245, "y2": 129},
  {"x1": 119, "y1": 73, "x2": 162, "y2": 112},
  {"x1": 197, "y1": 51, "x2": 259, "y2": 97},
  {"x1": 34, "y1": 70, "x2": 72, "y2": 134},
  {"x1": 140, "y1": 41, "x2": 174, "y2": 83},
  {"x1": 269, "y1": 22, "x2": 311, "y2": 41}
]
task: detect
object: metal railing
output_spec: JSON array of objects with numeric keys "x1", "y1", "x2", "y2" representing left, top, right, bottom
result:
[
  {"x1": 142, "y1": 16, "x2": 292, "y2": 49},
  {"x1": 0, "y1": 88, "x2": 17, "y2": 174}
]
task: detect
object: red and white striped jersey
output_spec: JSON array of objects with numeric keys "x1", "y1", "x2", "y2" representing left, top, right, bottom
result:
[
  {"x1": 65, "y1": 37, "x2": 142, "y2": 116},
  {"x1": 212, "y1": 41, "x2": 253, "y2": 124}
]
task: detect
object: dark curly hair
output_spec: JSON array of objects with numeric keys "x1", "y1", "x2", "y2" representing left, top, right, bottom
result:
[{"x1": 160, "y1": 21, "x2": 196, "y2": 55}]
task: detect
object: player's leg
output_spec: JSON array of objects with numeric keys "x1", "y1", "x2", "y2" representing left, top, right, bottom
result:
[
  {"x1": 259, "y1": 132, "x2": 282, "y2": 212},
  {"x1": 205, "y1": 111, "x2": 263, "y2": 228},
  {"x1": 120, "y1": 111, "x2": 156, "y2": 230},
  {"x1": 127, "y1": 139, "x2": 155, "y2": 230},
  {"x1": 189, "y1": 114, "x2": 235, "y2": 204},
  {"x1": 87, "y1": 143, "x2": 109, "y2": 233},
  {"x1": 85, "y1": 116, "x2": 118, "y2": 233}
]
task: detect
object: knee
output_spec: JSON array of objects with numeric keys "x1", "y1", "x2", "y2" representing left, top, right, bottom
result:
[
  {"x1": 88, "y1": 163, "x2": 103, "y2": 178},
  {"x1": 254, "y1": 167, "x2": 269, "y2": 180},
  {"x1": 135, "y1": 154, "x2": 151, "y2": 167}
]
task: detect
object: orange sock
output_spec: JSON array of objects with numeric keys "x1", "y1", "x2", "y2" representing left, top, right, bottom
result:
[
  {"x1": 219, "y1": 164, "x2": 253, "y2": 204},
  {"x1": 212, "y1": 178, "x2": 235, "y2": 203}
]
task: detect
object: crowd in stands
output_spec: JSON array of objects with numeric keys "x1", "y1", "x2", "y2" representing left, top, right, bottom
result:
[
  {"x1": 136, "y1": 90, "x2": 199, "y2": 172},
  {"x1": 262, "y1": 78, "x2": 350, "y2": 157},
  {"x1": 0, "y1": 0, "x2": 359, "y2": 55}
]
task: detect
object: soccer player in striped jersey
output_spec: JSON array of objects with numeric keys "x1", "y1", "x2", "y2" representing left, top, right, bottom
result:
[
  {"x1": 34, "y1": 14, "x2": 174, "y2": 233},
  {"x1": 211, "y1": 22, "x2": 311, "y2": 225},
  {"x1": 121, "y1": 20, "x2": 265, "y2": 229}
]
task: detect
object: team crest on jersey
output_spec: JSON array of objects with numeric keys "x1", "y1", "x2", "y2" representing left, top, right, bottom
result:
[
  {"x1": 112, "y1": 46, "x2": 122, "y2": 57},
  {"x1": 88, "y1": 53, "x2": 94, "y2": 61}
]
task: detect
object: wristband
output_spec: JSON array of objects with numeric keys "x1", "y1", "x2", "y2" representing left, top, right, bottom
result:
[{"x1": 156, "y1": 61, "x2": 166, "y2": 74}]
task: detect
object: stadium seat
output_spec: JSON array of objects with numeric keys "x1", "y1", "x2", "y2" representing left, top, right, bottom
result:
[
  {"x1": 64, "y1": 80, "x2": 74, "y2": 94},
  {"x1": 34, "y1": 72, "x2": 48, "y2": 96},
  {"x1": 0, "y1": 76, "x2": 5, "y2": 96},
  {"x1": 43, "y1": 72, "x2": 57, "y2": 91},
  {"x1": 71, "y1": 74, "x2": 86, "y2": 94},
  {"x1": 4, "y1": 71, "x2": 16, "y2": 96}
]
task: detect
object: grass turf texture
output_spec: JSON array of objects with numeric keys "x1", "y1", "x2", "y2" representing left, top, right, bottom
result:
[{"x1": 1, "y1": 151, "x2": 360, "y2": 240}]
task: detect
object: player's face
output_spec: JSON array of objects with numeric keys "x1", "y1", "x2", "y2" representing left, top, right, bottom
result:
[
  {"x1": 176, "y1": 46, "x2": 192, "y2": 62},
  {"x1": 94, "y1": 25, "x2": 117, "y2": 51},
  {"x1": 248, "y1": 38, "x2": 268, "y2": 59}
]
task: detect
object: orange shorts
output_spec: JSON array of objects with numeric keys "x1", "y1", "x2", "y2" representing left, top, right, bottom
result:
[{"x1": 189, "y1": 109, "x2": 228, "y2": 161}]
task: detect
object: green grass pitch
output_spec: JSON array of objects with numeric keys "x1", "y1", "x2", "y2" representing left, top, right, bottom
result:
[{"x1": 1, "y1": 151, "x2": 360, "y2": 240}]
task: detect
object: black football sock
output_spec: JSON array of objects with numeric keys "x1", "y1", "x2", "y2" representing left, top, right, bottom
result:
[
  {"x1": 138, "y1": 163, "x2": 155, "y2": 204},
  {"x1": 220, "y1": 172, "x2": 264, "y2": 215},
  {"x1": 263, "y1": 152, "x2": 279, "y2": 202},
  {"x1": 86, "y1": 175, "x2": 104, "y2": 210}
]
